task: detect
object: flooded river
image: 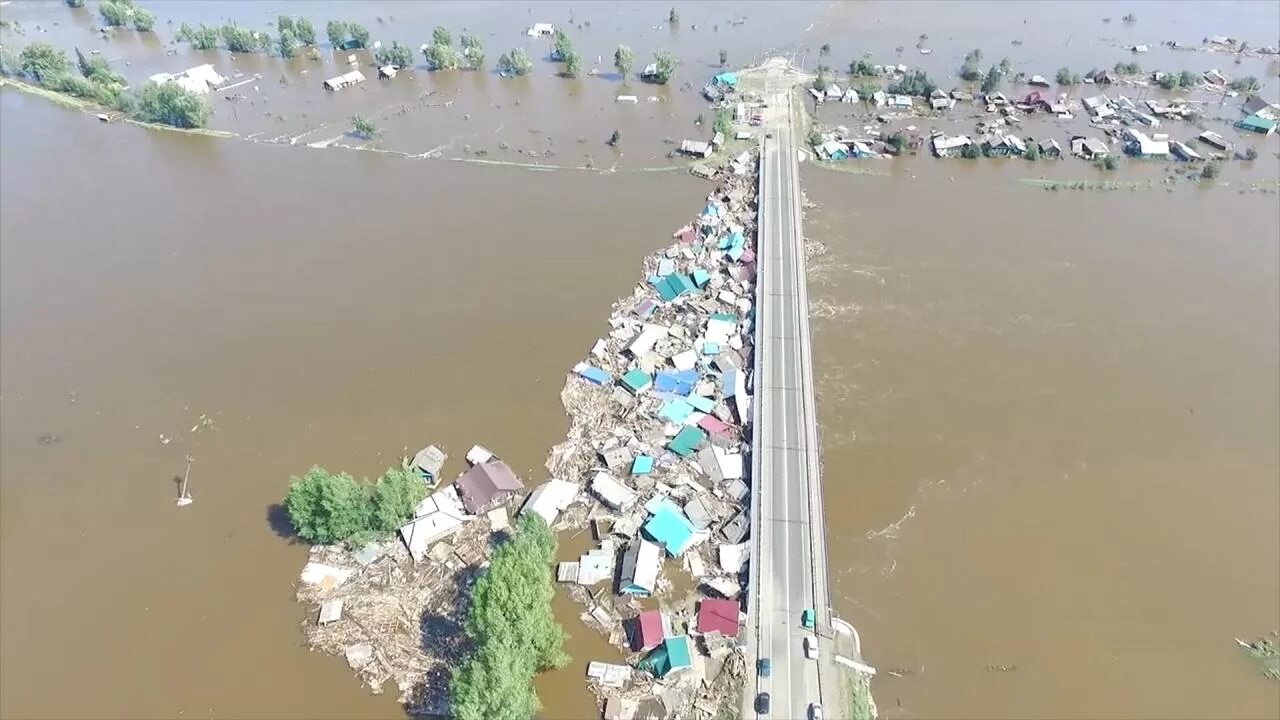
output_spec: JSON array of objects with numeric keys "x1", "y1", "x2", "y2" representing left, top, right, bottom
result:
[{"x1": 2, "y1": 2, "x2": 1278, "y2": 719}]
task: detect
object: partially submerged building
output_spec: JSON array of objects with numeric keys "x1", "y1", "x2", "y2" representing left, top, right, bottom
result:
[
  {"x1": 931, "y1": 134, "x2": 972, "y2": 157},
  {"x1": 520, "y1": 478, "x2": 579, "y2": 526},
  {"x1": 398, "y1": 486, "x2": 469, "y2": 562},
  {"x1": 1070, "y1": 135, "x2": 1110, "y2": 159},
  {"x1": 1123, "y1": 128, "x2": 1170, "y2": 158},
  {"x1": 631, "y1": 608, "x2": 669, "y2": 651},
  {"x1": 323, "y1": 70, "x2": 366, "y2": 91},
  {"x1": 618, "y1": 537, "x2": 661, "y2": 596},
  {"x1": 643, "y1": 498, "x2": 700, "y2": 556},
  {"x1": 638, "y1": 636, "x2": 693, "y2": 678},
  {"x1": 696, "y1": 597, "x2": 742, "y2": 637},
  {"x1": 411, "y1": 445, "x2": 447, "y2": 485},
  {"x1": 454, "y1": 460, "x2": 525, "y2": 514},
  {"x1": 1197, "y1": 130, "x2": 1233, "y2": 152},
  {"x1": 148, "y1": 63, "x2": 226, "y2": 95},
  {"x1": 1236, "y1": 114, "x2": 1277, "y2": 135}
]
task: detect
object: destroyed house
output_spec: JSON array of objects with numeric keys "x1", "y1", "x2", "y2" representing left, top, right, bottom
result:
[
  {"x1": 696, "y1": 598, "x2": 741, "y2": 637},
  {"x1": 632, "y1": 609, "x2": 667, "y2": 650},
  {"x1": 411, "y1": 444, "x2": 447, "y2": 483},
  {"x1": 618, "y1": 537, "x2": 661, "y2": 596},
  {"x1": 644, "y1": 501, "x2": 699, "y2": 556},
  {"x1": 454, "y1": 460, "x2": 524, "y2": 514},
  {"x1": 639, "y1": 636, "x2": 693, "y2": 678},
  {"x1": 520, "y1": 478, "x2": 578, "y2": 526}
]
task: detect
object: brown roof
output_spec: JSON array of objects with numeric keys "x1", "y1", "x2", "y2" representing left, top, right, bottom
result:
[{"x1": 455, "y1": 461, "x2": 524, "y2": 514}]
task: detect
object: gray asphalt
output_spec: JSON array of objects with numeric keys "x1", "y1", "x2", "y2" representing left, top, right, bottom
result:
[{"x1": 749, "y1": 115, "x2": 827, "y2": 720}]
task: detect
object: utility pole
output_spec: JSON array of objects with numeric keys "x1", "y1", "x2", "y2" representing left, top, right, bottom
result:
[{"x1": 176, "y1": 455, "x2": 194, "y2": 507}]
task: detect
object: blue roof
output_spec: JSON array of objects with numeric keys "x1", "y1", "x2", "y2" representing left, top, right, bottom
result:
[
  {"x1": 703, "y1": 203, "x2": 721, "y2": 218},
  {"x1": 576, "y1": 366, "x2": 611, "y2": 385},
  {"x1": 644, "y1": 504, "x2": 699, "y2": 556},
  {"x1": 727, "y1": 245, "x2": 745, "y2": 262},
  {"x1": 723, "y1": 369, "x2": 738, "y2": 397},
  {"x1": 654, "y1": 371, "x2": 697, "y2": 396},
  {"x1": 713, "y1": 72, "x2": 738, "y2": 87},
  {"x1": 632, "y1": 455, "x2": 655, "y2": 475}
]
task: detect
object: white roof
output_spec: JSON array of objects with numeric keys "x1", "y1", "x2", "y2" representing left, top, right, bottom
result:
[
  {"x1": 820, "y1": 140, "x2": 848, "y2": 156},
  {"x1": 520, "y1": 479, "x2": 579, "y2": 526},
  {"x1": 592, "y1": 471, "x2": 638, "y2": 510},
  {"x1": 623, "y1": 538, "x2": 661, "y2": 591},
  {"x1": 379, "y1": 65, "x2": 398, "y2": 77},
  {"x1": 527, "y1": 22, "x2": 555, "y2": 36},
  {"x1": 587, "y1": 661, "x2": 631, "y2": 687},
  {"x1": 719, "y1": 542, "x2": 749, "y2": 573},
  {"x1": 713, "y1": 446, "x2": 744, "y2": 480},
  {"x1": 671, "y1": 349, "x2": 698, "y2": 371},
  {"x1": 400, "y1": 511, "x2": 466, "y2": 562},
  {"x1": 299, "y1": 562, "x2": 354, "y2": 587},
  {"x1": 629, "y1": 323, "x2": 669, "y2": 356},
  {"x1": 466, "y1": 444, "x2": 495, "y2": 465},
  {"x1": 324, "y1": 70, "x2": 366, "y2": 87},
  {"x1": 933, "y1": 134, "x2": 972, "y2": 150},
  {"x1": 825, "y1": 83, "x2": 843, "y2": 97},
  {"x1": 616, "y1": 95, "x2": 639, "y2": 103}
]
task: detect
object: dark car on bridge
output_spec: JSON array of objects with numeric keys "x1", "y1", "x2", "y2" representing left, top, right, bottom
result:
[{"x1": 755, "y1": 692, "x2": 771, "y2": 714}]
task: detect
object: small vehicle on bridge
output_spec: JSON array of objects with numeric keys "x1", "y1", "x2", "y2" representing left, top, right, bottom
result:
[
  {"x1": 755, "y1": 692, "x2": 771, "y2": 714},
  {"x1": 757, "y1": 658, "x2": 771, "y2": 677},
  {"x1": 804, "y1": 635, "x2": 819, "y2": 660},
  {"x1": 809, "y1": 702, "x2": 823, "y2": 720},
  {"x1": 801, "y1": 608, "x2": 815, "y2": 630}
]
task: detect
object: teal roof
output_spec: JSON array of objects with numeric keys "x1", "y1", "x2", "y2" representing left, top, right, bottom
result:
[
  {"x1": 701, "y1": 341, "x2": 720, "y2": 356},
  {"x1": 658, "y1": 398, "x2": 695, "y2": 424},
  {"x1": 666, "y1": 636, "x2": 693, "y2": 669},
  {"x1": 621, "y1": 368, "x2": 652, "y2": 394},
  {"x1": 710, "y1": 312, "x2": 738, "y2": 324},
  {"x1": 654, "y1": 273, "x2": 698, "y2": 302},
  {"x1": 1237, "y1": 113, "x2": 1276, "y2": 132},
  {"x1": 687, "y1": 394, "x2": 715, "y2": 413},
  {"x1": 644, "y1": 504, "x2": 698, "y2": 556},
  {"x1": 692, "y1": 268, "x2": 712, "y2": 288},
  {"x1": 667, "y1": 426, "x2": 706, "y2": 457},
  {"x1": 631, "y1": 455, "x2": 654, "y2": 475},
  {"x1": 713, "y1": 72, "x2": 738, "y2": 87}
]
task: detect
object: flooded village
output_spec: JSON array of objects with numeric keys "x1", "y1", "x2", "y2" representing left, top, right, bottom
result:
[{"x1": 2, "y1": 2, "x2": 1279, "y2": 720}]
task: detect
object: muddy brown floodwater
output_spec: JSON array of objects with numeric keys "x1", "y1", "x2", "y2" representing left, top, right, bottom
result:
[{"x1": 3, "y1": 1, "x2": 1279, "y2": 719}]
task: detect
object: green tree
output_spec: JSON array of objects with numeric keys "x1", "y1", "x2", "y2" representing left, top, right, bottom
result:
[
  {"x1": 375, "y1": 41, "x2": 413, "y2": 68},
  {"x1": 99, "y1": 0, "x2": 134, "y2": 27},
  {"x1": 1229, "y1": 76, "x2": 1260, "y2": 93},
  {"x1": 888, "y1": 69, "x2": 935, "y2": 97},
  {"x1": 553, "y1": 29, "x2": 572, "y2": 61},
  {"x1": 276, "y1": 15, "x2": 295, "y2": 36},
  {"x1": 497, "y1": 47, "x2": 533, "y2": 76},
  {"x1": 819, "y1": 43, "x2": 831, "y2": 60},
  {"x1": 719, "y1": 48, "x2": 727, "y2": 67},
  {"x1": 326, "y1": 20, "x2": 347, "y2": 48},
  {"x1": 432, "y1": 26, "x2": 452, "y2": 47},
  {"x1": 1024, "y1": 142, "x2": 1041, "y2": 161},
  {"x1": 887, "y1": 131, "x2": 908, "y2": 154},
  {"x1": 849, "y1": 55, "x2": 876, "y2": 77},
  {"x1": 460, "y1": 32, "x2": 484, "y2": 69},
  {"x1": 1199, "y1": 161, "x2": 1220, "y2": 180},
  {"x1": 1096, "y1": 154, "x2": 1119, "y2": 171},
  {"x1": 714, "y1": 107, "x2": 732, "y2": 138},
  {"x1": 135, "y1": 80, "x2": 212, "y2": 127},
  {"x1": 562, "y1": 48, "x2": 582, "y2": 77},
  {"x1": 1156, "y1": 73, "x2": 1179, "y2": 90},
  {"x1": 369, "y1": 468, "x2": 427, "y2": 532},
  {"x1": 1113, "y1": 61, "x2": 1141, "y2": 75},
  {"x1": 1242, "y1": 147, "x2": 1258, "y2": 161},
  {"x1": 348, "y1": 23, "x2": 370, "y2": 48},
  {"x1": 292, "y1": 18, "x2": 315, "y2": 45},
  {"x1": 18, "y1": 42, "x2": 69, "y2": 83},
  {"x1": 75, "y1": 47, "x2": 124, "y2": 85},
  {"x1": 614, "y1": 44, "x2": 634, "y2": 79},
  {"x1": 959, "y1": 48, "x2": 984, "y2": 81},
  {"x1": 423, "y1": 42, "x2": 459, "y2": 70},
  {"x1": 178, "y1": 23, "x2": 219, "y2": 50},
  {"x1": 1056, "y1": 67, "x2": 1080, "y2": 85},
  {"x1": 651, "y1": 49, "x2": 677, "y2": 84},
  {"x1": 450, "y1": 515, "x2": 568, "y2": 720},
  {"x1": 278, "y1": 29, "x2": 299, "y2": 58},
  {"x1": 980, "y1": 64, "x2": 1002, "y2": 93},
  {"x1": 221, "y1": 24, "x2": 269, "y2": 53},
  {"x1": 283, "y1": 467, "x2": 371, "y2": 545},
  {"x1": 1177, "y1": 70, "x2": 1196, "y2": 88},
  {"x1": 132, "y1": 8, "x2": 154, "y2": 32}
]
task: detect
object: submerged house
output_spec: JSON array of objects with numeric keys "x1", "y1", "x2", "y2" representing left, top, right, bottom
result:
[
  {"x1": 323, "y1": 70, "x2": 366, "y2": 91},
  {"x1": 1038, "y1": 137, "x2": 1063, "y2": 158},
  {"x1": 931, "y1": 134, "x2": 972, "y2": 157},
  {"x1": 631, "y1": 609, "x2": 669, "y2": 651},
  {"x1": 398, "y1": 486, "x2": 469, "y2": 562},
  {"x1": 618, "y1": 537, "x2": 661, "y2": 596},
  {"x1": 411, "y1": 445, "x2": 447, "y2": 485},
  {"x1": 678, "y1": 140, "x2": 713, "y2": 158},
  {"x1": 454, "y1": 460, "x2": 525, "y2": 514},
  {"x1": 1197, "y1": 130, "x2": 1233, "y2": 152},
  {"x1": 520, "y1": 478, "x2": 579, "y2": 526},
  {"x1": 1236, "y1": 114, "x2": 1277, "y2": 135},
  {"x1": 1123, "y1": 128, "x2": 1170, "y2": 158},
  {"x1": 638, "y1": 636, "x2": 693, "y2": 678},
  {"x1": 1170, "y1": 141, "x2": 1203, "y2": 162},
  {"x1": 980, "y1": 133, "x2": 1026, "y2": 156},
  {"x1": 148, "y1": 64, "x2": 226, "y2": 95},
  {"x1": 1070, "y1": 135, "x2": 1110, "y2": 159}
]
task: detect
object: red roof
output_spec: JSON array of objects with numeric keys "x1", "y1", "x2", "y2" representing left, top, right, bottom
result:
[
  {"x1": 696, "y1": 598, "x2": 741, "y2": 637},
  {"x1": 698, "y1": 415, "x2": 732, "y2": 436},
  {"x1": 635, "y1": 609, "x2": 666, "y2": 650}
]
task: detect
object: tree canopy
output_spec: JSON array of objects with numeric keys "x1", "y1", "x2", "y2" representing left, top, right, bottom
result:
[
  {"x1": 460, "y1": 32, "x2": 484, "y2": 69},
  {"x1": 888, "y1": 69, "x2": 936, "y2": 97},
  {"x1": 135, "y1": 80, "x2": 212, "y2": 128},
  {"x1": 18, "y1": 42, "x2": 70, "y2": 83},
  {"x1": 375, "y1": 41, "x2": 414, "y2": 68},
  {"x1": 178, "y1": 23, "x2": 219, "y2": 50},
  {"x1": 283, "y1": 465, "x2": 425, "y2": 545},
  {"x1": 561, "y1": 49, "x2": 582, "y2": 77},
  {"x1": 497, "y1": 47, "x2": 533, "y2": 76},
  {"x1": 651, "y1": 49, "x2": 677, "y2": 84},
  {"x1": 450, "y1": 515, "x2": 568, "y2": 720},
  {"x1": 614, "y1": 44, "x2": 633, "y2": 79},
  {"x1": 294, "y1": 18, "x2": 316, "y2": 46}
]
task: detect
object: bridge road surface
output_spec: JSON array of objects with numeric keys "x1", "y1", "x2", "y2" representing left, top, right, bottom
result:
[{"x1": 748, "y1": 95, "x2": 833, "y2": 720}]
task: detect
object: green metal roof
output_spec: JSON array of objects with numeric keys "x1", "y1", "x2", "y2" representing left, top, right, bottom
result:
[
  {"x1": 621, "y1": 368, "x2": 652, "y2": 394},
  {"x1": 667, "y1": 426, "x2": 706, "y2": 457}
]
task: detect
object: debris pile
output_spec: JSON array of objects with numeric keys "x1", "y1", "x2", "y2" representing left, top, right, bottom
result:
[{"x1": 545, "y1": 149, "x2": 761, "y2": 719}]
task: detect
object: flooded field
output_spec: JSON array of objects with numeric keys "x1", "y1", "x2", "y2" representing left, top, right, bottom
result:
[{"x1": 2, "y1": 1, "x2": 1278, "y2": 719}]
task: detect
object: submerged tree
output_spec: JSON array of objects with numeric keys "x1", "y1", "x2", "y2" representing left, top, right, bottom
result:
[
  {"x1": 277, "y1": 29, "x2": 299, "y2": 59},
  {"x1": 553, "y1": 29, "x2": 573, "y2": 62},
  {"x1": 614, "y1": 44, "x2": 634, "y2": 79},
  {"x1": 135, "y1": 80, "x2": 212, "y2": 128},
  {"x1": 294, "y1": 17, "x2": 316, "y2": 45},
  {"x1": 178, "y1": 22, "x2": 219, "y2": 50},
  {"x1": 497, "y1": 47, "x2": 533, "y2": 76},
  {"x1": 562, "y1": 48, "x2": 582, "y2": 77},
  {"x1": 650, "y1": 49, "x2": 677, "y2": 84},
  {"x1": 325, "y1": 20, "x2": 347, "y2": 48},
  {"x1": 460, "y1": 32, "x2": 484, "y2": 69},
  {"x1": 348, "y1": 22, "x2": 370, "y2": 48},
  {"x1": 374, "y1": 41, "x2": 413, "y2": 68}
]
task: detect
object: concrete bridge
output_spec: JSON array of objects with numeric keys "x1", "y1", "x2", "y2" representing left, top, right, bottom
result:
[{"x1": 742, "y1": 82, "x2": 837, "y2": 719}]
